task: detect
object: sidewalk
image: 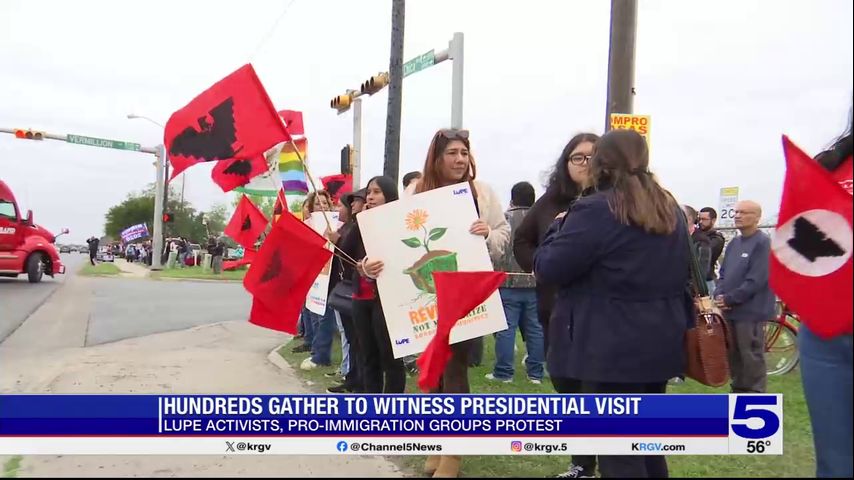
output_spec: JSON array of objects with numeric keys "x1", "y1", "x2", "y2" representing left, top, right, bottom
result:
[
  {"x1": 0, "y1": 279, "x2": 402, "y2": 477},
  {"x1": 115, "y1": 259, "x2": 149, "y2": 279}
]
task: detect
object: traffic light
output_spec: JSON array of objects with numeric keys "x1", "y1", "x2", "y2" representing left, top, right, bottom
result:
[
  {"x1": 162, "y1": 212, "x2": 174, "y2": 223},
  {"x1": 340, "y1": 145, "x2": 354, "y2": 174},
  {"x1": 330, "y1": 93, "x2": 352, "y2": 113},
  {"x1": 14, "y1": 129, "x2": 45, "y2": 140},
  {"x1": 360, "y1": 72, "x2": 389, "y2": 95}
]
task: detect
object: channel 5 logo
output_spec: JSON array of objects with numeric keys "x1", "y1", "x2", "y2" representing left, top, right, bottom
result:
[
  {"x1": 729, "y1": 395, "x2": 781, "y2": 439},
  {"x1": 510, "y1": 441, "x2": 522, "y2": 452}
]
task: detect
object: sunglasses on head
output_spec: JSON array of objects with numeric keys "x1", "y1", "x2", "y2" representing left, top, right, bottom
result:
[{"x1": 438, "y1": 129, "x2": 470, "y2": 140}]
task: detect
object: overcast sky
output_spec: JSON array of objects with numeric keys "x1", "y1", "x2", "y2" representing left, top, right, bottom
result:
[{"x1": 1, "y1": 0, "x2": 851, "y2": 244}]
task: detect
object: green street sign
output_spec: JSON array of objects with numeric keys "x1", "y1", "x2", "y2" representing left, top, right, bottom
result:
[
  {"x1": 403, "y1": 50, "x2": 436, "y2": 78},
  {"x1": 67, "y1": 134, "x2": 141, "y2": 152}
]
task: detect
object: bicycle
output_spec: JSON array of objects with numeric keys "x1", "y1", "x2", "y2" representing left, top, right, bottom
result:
[{"x1": 763, "y1": 302, "x2": 800, "y2": 376}]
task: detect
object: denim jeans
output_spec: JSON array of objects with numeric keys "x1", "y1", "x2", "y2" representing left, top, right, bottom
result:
[
  {"x1": 799, "y1": 324, "x2": 853, "y2": 478},
  {"x1": 310, "y1": 306, "x2": 336, "y2": 366},
  {"x1": 335, "y1": 311, "x2": 350, "y2": 376},
  {"x1": 300, "y1": 307, "x2": 314, "y2": 347},
  {"x1": 494, "y1": 288, "x2": 545, "y2": 380}
]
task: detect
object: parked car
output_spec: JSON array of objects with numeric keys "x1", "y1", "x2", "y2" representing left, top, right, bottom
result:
[
  {"x1": 96, "y1": 246, "x2": 115, "y2": 262},
  {"x1": 59, "y1": 245, "x2": 72, "y2": 253},
  {"x1": 77, "y1": 246, "x2": 89, "y2": 254}
]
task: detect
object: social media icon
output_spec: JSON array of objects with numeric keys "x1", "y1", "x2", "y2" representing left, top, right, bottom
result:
[
  {"x1": 511, "y1": 441, "x2": 522, "y2": 452},
  {"x1": 337, "y1": 441, "x2": 348, "y2": 452}
]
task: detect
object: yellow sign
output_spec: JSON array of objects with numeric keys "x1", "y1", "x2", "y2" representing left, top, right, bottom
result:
[{"x1": 610, "y1": 113, "x2": 651, "y2": 145}]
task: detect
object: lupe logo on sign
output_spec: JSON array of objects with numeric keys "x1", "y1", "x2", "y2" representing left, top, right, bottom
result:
[
  {"x1": 395, "y1": 338, "x2": 410, "y2": 345},
  {"x1": 453, "y1": 188, "x2": 469, "y2": 195}
]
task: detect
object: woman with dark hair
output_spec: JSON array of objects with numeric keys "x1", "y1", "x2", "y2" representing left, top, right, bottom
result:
[
  {"x1": 374, "y1": 128, "x2": 510, "y2": 478},
  {"x1": 513, "y1": 132, "x2": 600, "y2": 353},
  {"x1": 339, "y1": 176, "x2": 407, "y2": 395},
  {"x1": 800, "y1": 112, "x2": 852, "y2": 478},
  {"x1": 535, "y1": 129, "x2": 692, "y2": 478}
]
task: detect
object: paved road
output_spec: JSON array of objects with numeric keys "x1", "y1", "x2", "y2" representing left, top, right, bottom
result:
[
  {"x1": 86, "y1": 277, "x2": 251, "y2": 345},
  {"x1": 0, "y1": 252, "x2": 86, "y2": 343}
]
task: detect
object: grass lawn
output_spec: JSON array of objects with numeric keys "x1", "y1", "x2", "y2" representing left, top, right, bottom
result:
[
  {"x1": 78, "y1": 262, "x2": 121, "y2": 276},
  {"x1": 151, "y1": 266, "x2": 247, "y2": 281},
  {"x1": 280, "y1": 333, "x2": 814, "y2": 478}
]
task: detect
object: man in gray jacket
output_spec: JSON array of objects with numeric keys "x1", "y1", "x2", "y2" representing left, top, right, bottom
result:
[
  {"x1": 714, "y1": 200, "x2": 776, "y2": 393},
  {"x1": 486, "y1": 182, "x2": 545, "y2": 384}
]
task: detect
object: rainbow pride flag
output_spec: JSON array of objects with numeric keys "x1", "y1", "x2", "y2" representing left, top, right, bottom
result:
[{"x1": 279, "y1": 138, "x2": 308, "y2": 194}]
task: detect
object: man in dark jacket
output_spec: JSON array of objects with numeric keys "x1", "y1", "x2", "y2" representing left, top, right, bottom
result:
[
  {"x1": 684, "y1": 205, "x2": 713, "y2": 285},
  {"x1": 714, "y1": 200, "x2": 776, "y2": 393},
  {"x1": 86, "y1": 236, "x2": 99, "y2": 266},
  {"x1": 699, "y1": 207, "x2": 726, "y2": 291}
]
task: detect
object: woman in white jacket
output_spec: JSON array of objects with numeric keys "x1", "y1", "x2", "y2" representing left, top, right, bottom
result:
[{"x1": 365, "y1": 128, "x2": 510, "y2": 478}]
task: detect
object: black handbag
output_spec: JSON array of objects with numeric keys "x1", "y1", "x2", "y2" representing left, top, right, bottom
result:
[{"x1": 328, "y1": 274, "x2": 355, "y2": 316}]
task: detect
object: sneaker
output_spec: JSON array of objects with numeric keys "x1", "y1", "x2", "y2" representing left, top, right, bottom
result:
[
  {"x1": 668, "y1": 376, "x2": 685, "y2": 386},
  {"x1": 324, "y1": 372, "x2": 342, "y2": 379},
  {"x1": 292, "y1": 344, "x2": 311, "y2": 353},
  {"x1": 301, "y1": 358, "x2": 318, "y2": 371},
  {"x1": 326, "y1": 383, "x2": 352, "y2": 394},
  {"x1": 485, "y1": 373, "x2": 512, "y2": 383},
  {"x1": 521, "y1": 354, "x2": 528, "y2": 367},
  {"x1": 528, "y1": 377, "x2": 543, "y2": 385},
  {"x1": 556, "y1": 464, "x2": 595, "y2": 478}
]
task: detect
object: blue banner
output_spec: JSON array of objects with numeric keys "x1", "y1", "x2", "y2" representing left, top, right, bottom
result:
[{"x1": 0, "y1": 395, "x2": 731, "y2": 437}]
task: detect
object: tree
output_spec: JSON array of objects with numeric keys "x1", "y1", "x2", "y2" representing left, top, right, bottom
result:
[
  {"x1": 383, "y1": 0, "x2": 405, "y2": 184},
  {"x1": 231, "y1": 193, "x2": 277, "y2": 221},
  {"x1": 104, "y1": 186, "x2": 227, "y2": 244}
]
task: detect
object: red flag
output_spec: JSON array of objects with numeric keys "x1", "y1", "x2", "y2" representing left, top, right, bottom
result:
[
  {"x1": 417, "y1": 271, "x2": 507, "y2": 392},
  {"x1": 278, "y1": 110, "x2": 304, "y2": 137},
  {"x1": 244, "y1": 211, "x2": 333, "y2": 334},
  {"x1": 770, "y1": 136, "x2": 853, "y2": 338},
  {"x1": 211, "y1": 156, "x2": 269, "y2": 193},
  {"x1": 164, "y1": 64, "x2": 289, "y2": 179},
  {"x1": 272, "y1": 189, "x2": 286, "y2": 223},
  {"x1": 223, "y1": 249, "x2": 256, "y2": 271},
  {"x1": 225, "y1": 195, "x2": 269, "y2": 250},
  {"x1": 320, "y1": 174, "x2": 353, "y2": 203}
]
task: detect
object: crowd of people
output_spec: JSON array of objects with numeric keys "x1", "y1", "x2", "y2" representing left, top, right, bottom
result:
[{"x1": 284, "y1": 117, "x2": 850, "y2": 478}]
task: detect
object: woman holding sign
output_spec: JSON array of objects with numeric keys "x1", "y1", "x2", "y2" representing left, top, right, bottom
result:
[
  {"x1": 378, "y1": 128, "x2": 510, "y2": 478},
  {"x1": 342, "y1": 176, "x2": 408, "y2": 395}
]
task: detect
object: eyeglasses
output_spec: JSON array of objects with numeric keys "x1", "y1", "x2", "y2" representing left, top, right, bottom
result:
[
  {"x1": 568, "y1": 154, "x2": 592, "y2": 165},
  {"x1": 438, "y1": 129, "x2": 469, "y2": 140}
]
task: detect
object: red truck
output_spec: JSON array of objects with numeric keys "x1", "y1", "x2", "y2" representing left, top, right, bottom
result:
[{"x1": 0, "y1": 179, "x2": 66, "y2": 283}]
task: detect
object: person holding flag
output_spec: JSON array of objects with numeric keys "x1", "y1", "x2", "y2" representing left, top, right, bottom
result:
[{"x1": 773, "y1": 116, "x2": 852, "y2": 478}]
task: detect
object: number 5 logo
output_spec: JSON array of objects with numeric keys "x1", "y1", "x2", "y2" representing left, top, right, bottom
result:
[{"x1": 731, "y1": 396, "x2": 780, "y2": 439}]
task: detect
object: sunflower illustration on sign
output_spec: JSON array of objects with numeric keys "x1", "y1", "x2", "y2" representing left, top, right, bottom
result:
[{"x1": 401, "y1": 209, "x2": 458, "y2": 294}]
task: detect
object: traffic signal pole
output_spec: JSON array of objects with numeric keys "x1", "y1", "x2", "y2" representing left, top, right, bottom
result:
[
  {"x1": 0, "y1": 126, "x2": 165, "y2": 270},
  {"x1": 352, "y1": 98, "x2": 363, "y2": 190},
  {"x1": 329, "y1": 33, "x2": 464, "y2": 182}
]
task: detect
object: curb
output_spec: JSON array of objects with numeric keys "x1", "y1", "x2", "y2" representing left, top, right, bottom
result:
[
  {"x1": 266, "y1": 342, "x2": 292, "y2": 372},
  {"x1": 153, "y1": 277, "x2": 244, "y2": 284}
]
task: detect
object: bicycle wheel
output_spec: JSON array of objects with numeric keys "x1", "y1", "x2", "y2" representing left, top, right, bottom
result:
[{"x1": 763, "y1": 319, "x2": 799, "y2": 376}]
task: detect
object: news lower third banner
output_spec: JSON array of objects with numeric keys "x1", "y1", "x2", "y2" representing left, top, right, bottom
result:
[{"x1": 0, "y1": 394, "x2": 782, "y2": 455}]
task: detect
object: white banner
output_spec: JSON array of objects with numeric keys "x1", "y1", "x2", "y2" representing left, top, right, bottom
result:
[
  {"x1": 305, "y1": 211, "x2": 341, "y2": 315},
  {"x1": 356, "y1": 183, "x2": 507, "y2": 358}
]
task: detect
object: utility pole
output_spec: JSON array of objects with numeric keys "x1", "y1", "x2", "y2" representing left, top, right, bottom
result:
[
  {"x1": 383, "y1": 0, "x2": 405, "y2": 184},
  {"x1": 151, "y1": 145, "x2": 166, "y2": 270},
  {"x1": 449, "y1": 32, "x2": 464, "y2": 129},
  {"x1": 604, "y1": 0, "x2": 637, "y2": 131}
]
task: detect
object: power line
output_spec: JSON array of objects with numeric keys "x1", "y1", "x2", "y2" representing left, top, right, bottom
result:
[{"x1": 249, "y1": 0, "x2": 298, "y2": 62}]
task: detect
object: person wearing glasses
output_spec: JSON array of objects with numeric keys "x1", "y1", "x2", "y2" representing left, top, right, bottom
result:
[
  {"x1": 364, "y1": 128, "x2": 510, "y2": 478},
  {"x1": 535, "y1": 130, "x2": 692, "y2": 478},
  {"x1": 512, "y1": 133, "x2": 599, "y2": 478}
]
